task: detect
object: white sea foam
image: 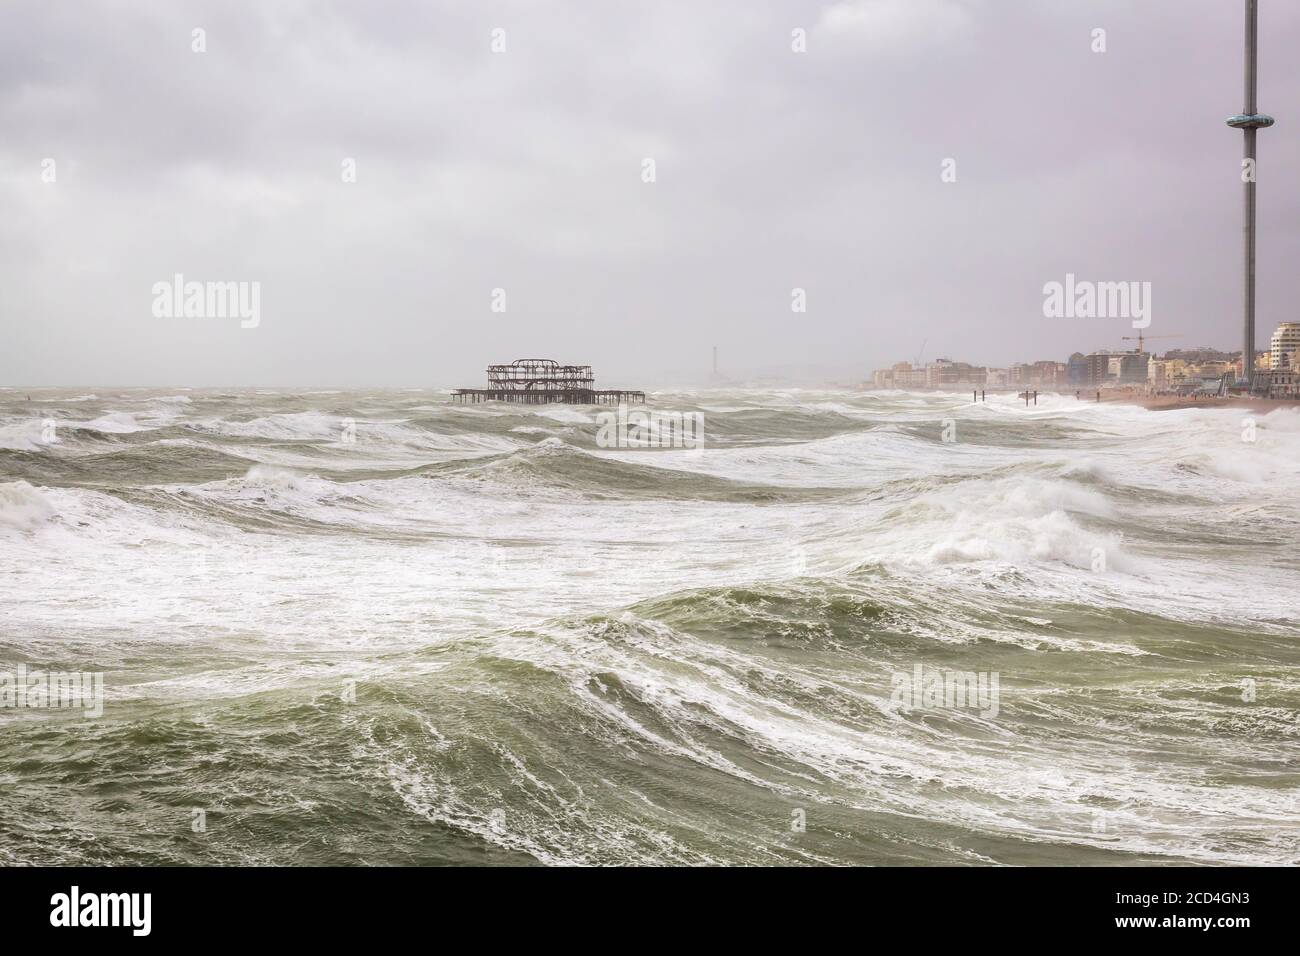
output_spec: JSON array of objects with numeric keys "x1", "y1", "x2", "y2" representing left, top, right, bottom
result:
[
  {"x1": 0, "y1": 481, "x2": 58, "y2": 531},
  {"x1": 2, "y1": 387, "x2": 1297, "y2": 866},
  {"x1": 0, "y1": 421, "x2": 46, "y2": 451},
  {"x1": 78, "y1": 411, "x2": 150, "y2": 433},
  {"x1": 190, "y1": 411, "x2": 345, "y2": 440},
  {"x1": 535, "y1": 408, "x2": 594, "y2": 424}
]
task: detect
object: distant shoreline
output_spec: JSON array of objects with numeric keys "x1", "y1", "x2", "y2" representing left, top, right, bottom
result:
[
  {"x1": 1113, "y1": 394, "x2": 1299, "y2": 412},
  {"x1": 859, "y1": 385, "x2": 1300, "y2": 412}
]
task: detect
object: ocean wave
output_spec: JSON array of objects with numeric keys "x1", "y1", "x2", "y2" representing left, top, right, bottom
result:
[
  {"x1": 0, "y1": 481, "x2": 58, "y2": 531},
  {"x1": 0, "y1": 421, "x2": 47, "y2": 451},
  {"x1": 75, "y1": 411, "x2": 152, "y2": 434},
  {"x1": 188, "y1": 411, "x2": 352, "y2": 441},
  {"x1": 879, "y1": 475, "x2": 1128, "y2": 571},
  {"x1": 2, "y1": 386, "x2": 1298, "y2": 866}
]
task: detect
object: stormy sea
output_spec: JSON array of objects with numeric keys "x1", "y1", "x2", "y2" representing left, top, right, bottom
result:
[{"x1": 1, "y1": 386, "x2": 1297, "y2": 866}]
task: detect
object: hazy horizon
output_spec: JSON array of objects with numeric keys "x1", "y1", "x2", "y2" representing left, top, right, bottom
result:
[{"x1": 4, "y1": 0, "x2": 1299, "y2": 387}]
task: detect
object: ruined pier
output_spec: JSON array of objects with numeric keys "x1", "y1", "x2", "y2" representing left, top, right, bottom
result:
[{"x1": 451, "y1": 359, "x2": 645, "y2": 405}]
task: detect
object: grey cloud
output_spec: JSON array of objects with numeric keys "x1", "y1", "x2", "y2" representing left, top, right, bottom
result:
[{"x1": 1, "y1": 0, "x2": 1298, "y2": 386}]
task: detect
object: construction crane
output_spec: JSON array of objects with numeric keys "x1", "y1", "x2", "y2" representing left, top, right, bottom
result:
[{"x1": 1120, "y1": 332, "x2": 1181, "y2": 353}]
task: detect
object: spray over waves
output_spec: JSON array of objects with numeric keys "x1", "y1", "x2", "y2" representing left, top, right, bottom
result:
[{"x1": 0, "y1": 387, "x2": 1297, "y2": 865}]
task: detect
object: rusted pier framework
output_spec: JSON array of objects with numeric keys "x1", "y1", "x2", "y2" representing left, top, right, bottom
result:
[
  {"x1": 452, "y1": 388, "x2": 645, "y2": 405},
  {"x1": 487, "y1": 359, "x2": 593, "y2": 390},
  {"x1": 452, "y1": 358, "x2": 644, "y2": 405}
]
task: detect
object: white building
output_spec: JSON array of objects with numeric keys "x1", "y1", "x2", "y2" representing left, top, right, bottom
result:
[{"x1": 1270, "y1": 322, "x2": 1300, "y2": 371}]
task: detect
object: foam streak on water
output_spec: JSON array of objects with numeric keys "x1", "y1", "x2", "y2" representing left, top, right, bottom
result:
[{"x1": 1, "y1": 386, "x2": 1297, "y2": 865}]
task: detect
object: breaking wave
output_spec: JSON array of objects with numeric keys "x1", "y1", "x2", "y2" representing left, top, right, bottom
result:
[{"x1": 1, "y1": 386, "x2": 1297, "y2": 865}]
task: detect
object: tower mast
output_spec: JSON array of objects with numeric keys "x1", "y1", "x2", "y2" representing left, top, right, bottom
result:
[{"x1": 1227, "y1": 1, "x2": 1274, "y2": 390}]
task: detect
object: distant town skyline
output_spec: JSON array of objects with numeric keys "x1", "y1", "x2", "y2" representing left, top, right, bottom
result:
[{"x1": 869, "y1": 316, "x2": 1300, "y2": 398}]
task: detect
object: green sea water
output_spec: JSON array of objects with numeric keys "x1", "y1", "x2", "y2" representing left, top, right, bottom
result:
[{"x1": 1, "y1": 386, "x2": 1297, "y2": 865}]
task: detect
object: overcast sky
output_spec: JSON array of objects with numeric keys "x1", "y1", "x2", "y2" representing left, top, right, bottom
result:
[{"x1": 3, "y1": 0, "x2": 1298, "y2": 386}]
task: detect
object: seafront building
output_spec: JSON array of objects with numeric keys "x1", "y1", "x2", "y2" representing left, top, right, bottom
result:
[
  {"x1": 927, "y1": 359, "x2": 988, "y2": 388},
  {"x1": 1266, "y1": 364, "x2": 1299, "y2": 398},
  {"x1": 866, "y1": 321, "x2": 1300, "y2": 399},
  {"x1": 1148, "y1": 358, "x2": 1187, "y2": 388},
  {"x1": 871, "y1": 362, "x2": 928, "y2": 388},
  {"x1": 1269, "y1": 322, "x2": 1300, "y2": 371},
  {"x1": 1067, "y1": 353, "x2": 1089, "y2": 387},
  {"x1": 1258, "y1": 322, "x2": 1300, "y2": 398},
  {"x1": 1078, "y1": 351, "x2": 1132, "y2": 388},
  {"x1": 869, "y1": 357, "x2": 1067, "y2": 391}
]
